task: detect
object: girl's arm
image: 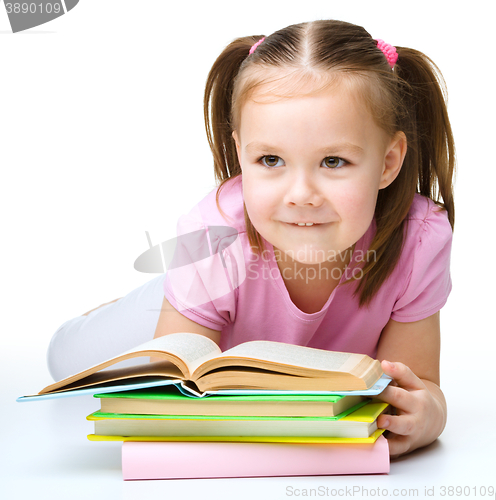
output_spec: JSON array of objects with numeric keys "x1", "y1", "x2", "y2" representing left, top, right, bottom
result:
[
  {"x1": 149, "y1": 297, "x2": 222, "y2": 363},
  {"x1": 375, "y1": 311, "x2": 447, "y2": 458},
  {"x1": 153, "y1": 297, "x2": 221, "y2": 344}
]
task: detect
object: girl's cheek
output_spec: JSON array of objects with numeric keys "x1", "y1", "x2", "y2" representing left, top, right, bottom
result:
[
  {"x1": 243, "y1": 180, "x2": 270, "y2": 216},
  {"x1": 244, "y1": 176, "x2": 277, "y2": 202}
]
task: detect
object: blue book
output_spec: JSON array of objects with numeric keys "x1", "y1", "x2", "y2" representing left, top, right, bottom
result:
[{"x1": 17, "y1": 332, "x2": 390, "y2": 402}]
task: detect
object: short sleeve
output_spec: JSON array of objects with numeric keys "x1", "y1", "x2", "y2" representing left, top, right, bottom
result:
[
  {"x1": 163, "y1": 203, "x2": 246, "y2": 331},
  {"x1": 391, "y1": 204, "x2": 453, "y2": 323}
]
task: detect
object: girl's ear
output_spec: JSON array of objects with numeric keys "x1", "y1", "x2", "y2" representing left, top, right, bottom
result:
[
  {"x1": 379, "y1": 131, "x2": 407, "y2": 189},
  {"x1": 232, "y1": 131, "x2": 242, "y2": 166}
]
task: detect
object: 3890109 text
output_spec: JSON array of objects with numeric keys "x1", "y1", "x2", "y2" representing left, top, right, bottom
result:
[
  {"x1": 4, "y1": 3, "x2": 62, "y2": 14},
  {"x1": 438, "y1": 486, "x2": 495, "y2": 497}
]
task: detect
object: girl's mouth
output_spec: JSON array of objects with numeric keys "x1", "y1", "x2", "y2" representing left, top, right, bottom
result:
[{"x1": 287, "y1": 222, "x2": 324, "y2": 227}]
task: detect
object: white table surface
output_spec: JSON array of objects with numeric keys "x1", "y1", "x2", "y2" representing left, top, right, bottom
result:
[{"x1": 3, "y1": 347, "x2": 495, "y2": 500}]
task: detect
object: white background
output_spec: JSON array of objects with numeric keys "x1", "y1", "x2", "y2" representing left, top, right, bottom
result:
[{"x1": 1, "y1": 1, "x2": 495, "y2": 499}]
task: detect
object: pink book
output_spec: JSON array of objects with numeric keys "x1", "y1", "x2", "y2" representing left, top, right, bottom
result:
[{"x1": 122, "y1": 436, "x2": 389, "y2": 480}]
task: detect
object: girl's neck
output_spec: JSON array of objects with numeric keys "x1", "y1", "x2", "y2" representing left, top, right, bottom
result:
[
  {"x1": 272, "y1": 245, "x2": 355, "y2": 314},
  {"x1": 274, "y1": 244, "x2": 355, "y2": 285}
]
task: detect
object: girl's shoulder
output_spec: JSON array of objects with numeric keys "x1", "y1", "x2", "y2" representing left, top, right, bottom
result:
[
  {"x1": 407, "y1": 193, "x2": 447, "y2": 220},
  {"x1": 405, "y1": 193, "x2": 452, "y2": 240},
  {"x1": 397, "y1": 194, "x2": 453, "y2": 270},
  {"x1": 197, "y1": 176, "x2": 245, "y2": 230},
  {"x1": 388, "y1": 194, "x2": 453, "y2": 322},
  {"x1": 176, "y1": 176, "x2": 245, "y2": 235}
]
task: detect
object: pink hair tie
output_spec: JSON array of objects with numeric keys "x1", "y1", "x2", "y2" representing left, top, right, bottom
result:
[
  {"x1": 375, "y1": 39, "x2": 398, "y2": 69},
  {"x1": 249, "y1": 37, "x2": 266, "y2": 55}
]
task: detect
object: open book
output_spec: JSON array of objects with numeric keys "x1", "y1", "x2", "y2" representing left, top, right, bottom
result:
[{"x1": 27, "y1": 333, "x2": 383, "y2": 398}]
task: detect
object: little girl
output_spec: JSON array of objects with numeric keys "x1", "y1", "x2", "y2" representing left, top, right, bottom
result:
[{"x1": 47, "y1": 20, "x2": 454, "y2": 458}]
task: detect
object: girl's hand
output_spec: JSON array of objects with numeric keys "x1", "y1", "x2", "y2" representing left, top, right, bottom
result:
[{"x1": 375, "y1": 360, "x2": 447, "y2": 458}]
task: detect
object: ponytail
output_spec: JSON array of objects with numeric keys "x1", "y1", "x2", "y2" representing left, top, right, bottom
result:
[
  {"x1": 204, "y1": 36, "x2": 263, "y2": 185},
  {"x1": 353, "y1": 47, "x2": 456, "y2": 306},
  {"x1": 204, "y1": 35, "x2": 269, "y2": 242},
  {"x1": 395, "y1": 47, "x2": 455, "y2": 229}
]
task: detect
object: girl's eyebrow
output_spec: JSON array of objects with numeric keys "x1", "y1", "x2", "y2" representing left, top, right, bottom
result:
[{"x1": 245, "y1": 141, "x2": 364, "y2": 155}]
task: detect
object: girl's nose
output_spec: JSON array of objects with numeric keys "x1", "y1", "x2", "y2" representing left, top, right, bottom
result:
[{"x1": 283, "y1": 172, "x2": 324, "y2": 207}]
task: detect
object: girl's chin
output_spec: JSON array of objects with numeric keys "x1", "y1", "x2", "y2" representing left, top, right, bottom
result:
[{"x1": 273, "y1": 245, "x2": 348, "y2": 264}]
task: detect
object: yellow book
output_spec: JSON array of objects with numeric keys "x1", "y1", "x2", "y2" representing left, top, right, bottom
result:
[
  {"x1": 88, "y1": 428, "x2": 386, "y2": 444},
  {"x1": 87, "y1": 401, "x2": 389, "y2": 441}
]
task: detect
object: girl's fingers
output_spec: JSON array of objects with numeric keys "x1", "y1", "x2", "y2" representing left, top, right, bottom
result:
[
  {"x1": 381, "y1": 360, "x2": 425, "y2": 391},
  {"x1": 384, "y1": 433, "x2": 411, "y2": 458},
  {"x1": 377, "y1": 413, "x2": 416, "y2": 436},
  {"x1": 375, "y1": 384, "x2": 417, "y2": 413},
  {"x1": 378, "y1": 413, "x2": 416, "y2": 457}
]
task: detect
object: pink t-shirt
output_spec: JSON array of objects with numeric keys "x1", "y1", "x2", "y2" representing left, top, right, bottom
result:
[{"x1": 164, "y1": 176, "x2": 452, "y2": 357}]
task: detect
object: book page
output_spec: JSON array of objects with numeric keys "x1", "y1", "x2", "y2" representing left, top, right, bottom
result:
[
  {"x1": 42, "y1": 361, "x2": 185, "y2": 394},
  {"x1": 142, "y1": 333, "x2": 222, "y2": 375},
  {"x1": 38, "y1": 333, "x2": 221, "y2": 395},
  {"x1": 200, "y1": 341, "x2": 365, "y2": 377}
]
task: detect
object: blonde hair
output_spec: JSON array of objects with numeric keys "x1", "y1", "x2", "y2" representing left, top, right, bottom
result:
[{"x1": 204, "y1": 19, "x2": 455, "y2": 306}]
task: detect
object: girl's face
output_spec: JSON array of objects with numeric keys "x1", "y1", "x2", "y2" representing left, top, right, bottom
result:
[{"x1": 233, "y1": 80, "x2": 406, "y2": 264}]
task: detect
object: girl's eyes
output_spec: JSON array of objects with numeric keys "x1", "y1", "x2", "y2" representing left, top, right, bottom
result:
[
  {"x1": 260, "y1": 155, "x2": 284, "y2": 168},
  {"x1": 258, "y1": 155, "x2": 347, "y2": 169},
  {"x1": 322, "y1": 157, "x2": 347, "y2": 169}
]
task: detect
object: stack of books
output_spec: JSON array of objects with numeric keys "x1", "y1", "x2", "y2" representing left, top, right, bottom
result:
[
  {"x1": 18, "y1": 332, "x2": 391, "y2": 479},
  {"x1": 89, "y1": 389, "x2": 390, "y2": 479}
]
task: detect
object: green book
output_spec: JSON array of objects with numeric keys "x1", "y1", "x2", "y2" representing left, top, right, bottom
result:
[{"x1": 94, "y1": 387, "x2": 367, "y2": 417}]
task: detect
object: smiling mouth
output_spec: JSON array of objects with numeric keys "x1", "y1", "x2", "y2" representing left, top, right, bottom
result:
[{"x1": 285, "y1": 222, "x2": 326, "y2": 227}]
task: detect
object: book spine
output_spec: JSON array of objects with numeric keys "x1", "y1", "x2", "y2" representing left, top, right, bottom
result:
[{"x1": 122, "y1": 436, "x2": 389, "y2": 480}]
